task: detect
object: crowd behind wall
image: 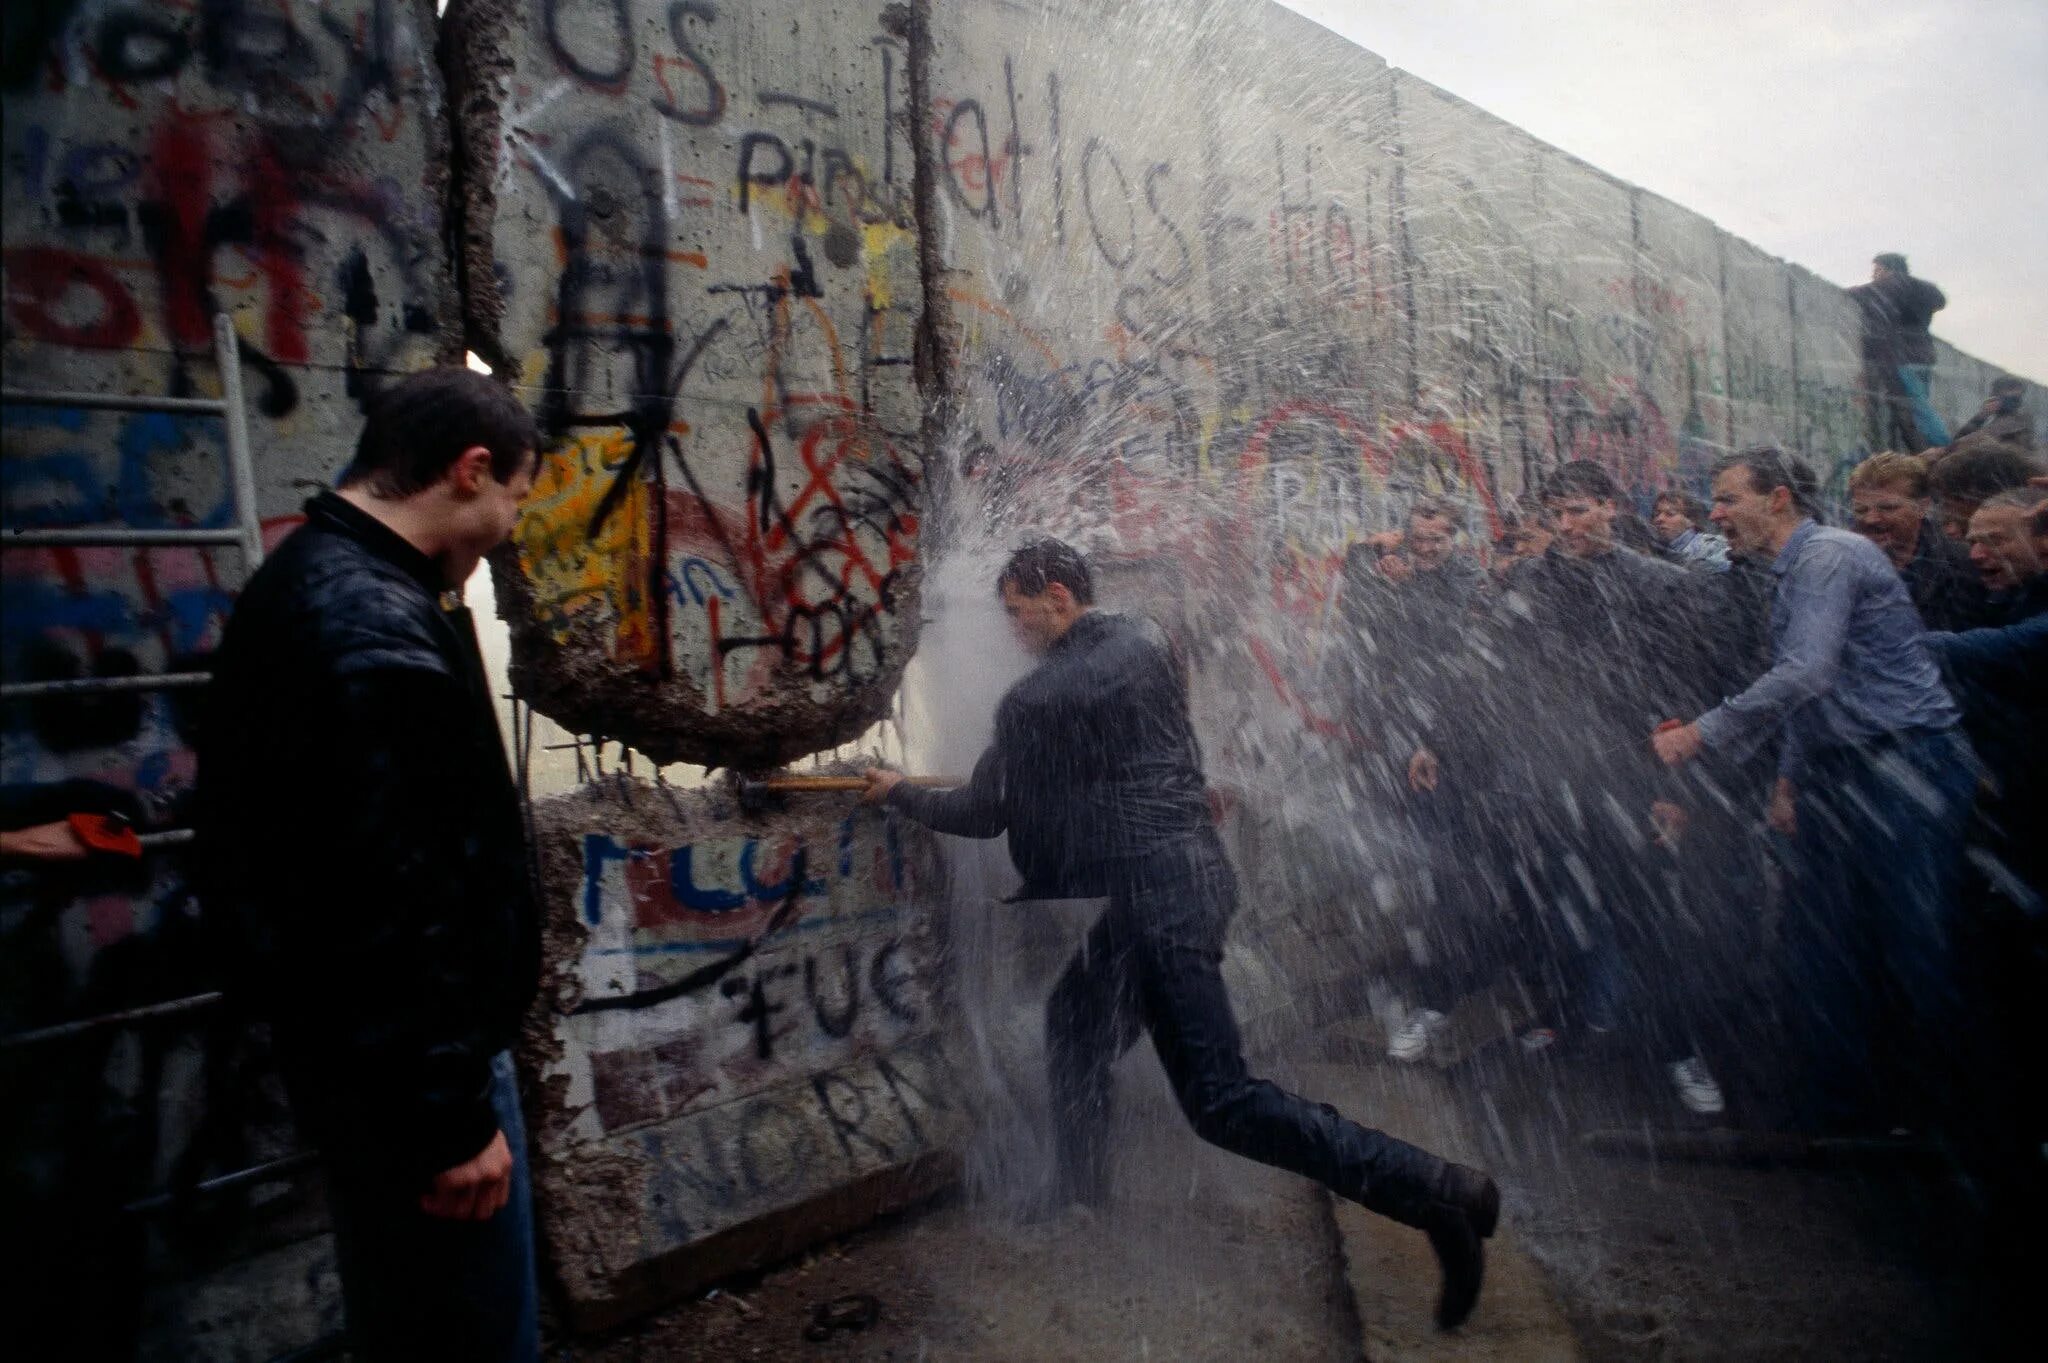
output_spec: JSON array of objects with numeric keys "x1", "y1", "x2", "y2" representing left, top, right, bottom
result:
[{"x1": 2, "y1": 0, "x2": 2042, "y2": 1355}]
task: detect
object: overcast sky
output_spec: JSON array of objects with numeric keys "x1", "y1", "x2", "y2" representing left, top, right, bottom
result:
[{"x1": 1275, "y1": 0, "x2": 2047, "y2": 381}]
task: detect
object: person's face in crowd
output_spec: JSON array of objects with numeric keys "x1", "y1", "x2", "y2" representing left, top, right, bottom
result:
[
  {"x1": 1000, "y1": 580, "x2": 1077, "y2": 655},
  {"x1": 1710, "y1": 464, "x2": 1785, "y2": 558},
  {"x1": 1849, "y1": 480, "x2": 1927, "y2": 568},
  {"x1": 1965, "y1": 503, "x2": 2045, "y2": 593},
  {"x1": 1405, "y1": 515, "x2": 1456, "y2": 571},
  {"x1": 1549, "y1": 495, "x2": 1616, "y2": 558},
  {"x1": 1649, "y1": 499, "x2": 1692, "y2": 545},
  {"x1": 1937, "y1": 497, "x2": 1979, "y2": 543}
]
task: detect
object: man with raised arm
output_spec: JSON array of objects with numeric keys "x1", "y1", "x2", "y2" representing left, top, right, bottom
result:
[{"x1": 1652, "y1": 445, "x2": 1974, "y2": 1135}]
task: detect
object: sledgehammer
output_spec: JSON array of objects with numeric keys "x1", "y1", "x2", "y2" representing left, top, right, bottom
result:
[{"x1": 731, "y1": 772, "x2": 956, "y2": 814}]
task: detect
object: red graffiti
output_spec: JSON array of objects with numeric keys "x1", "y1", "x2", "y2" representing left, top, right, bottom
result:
[
  {"x1": 145, "y1": 114, "x2": 313, "y2": 364},
  {"x1": 1, "y1": 246, "x2": 142, "y2": 349}
]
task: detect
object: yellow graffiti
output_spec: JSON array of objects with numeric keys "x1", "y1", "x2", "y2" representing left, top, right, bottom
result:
[{"x1": 512, "y1": 429, "x2": 658, "y2": 667}]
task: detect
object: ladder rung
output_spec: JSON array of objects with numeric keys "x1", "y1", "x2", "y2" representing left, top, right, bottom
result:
[
  {"x1": 1, "y1": 672, "x2": 210, "y2": 699},
  {"x1": 1, "y1": 388, "x2": 228, "y2": 417},
  {"x1": 0, "y1": 990, "x2": 224, "y2": 1050},
  {"x1": 2, "y1": 527, "x2": 246, "y2": 549}
]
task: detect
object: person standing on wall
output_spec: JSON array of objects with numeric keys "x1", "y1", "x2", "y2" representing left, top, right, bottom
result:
[
  {"x1": 863, "y1": 539, "x2": 1501, "y2": 1331},
  {"x1": 1848, "y1": 252, "x2": 1950, "y2": 451},
  {"x1": 197, "y1": 368, "x2": 543, "y2": 1362},
  {"x1": 1652, "y1": 445, "x2": 1974, "y2": 1137}
]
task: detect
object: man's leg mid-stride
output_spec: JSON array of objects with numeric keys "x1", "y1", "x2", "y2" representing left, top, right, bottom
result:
[
  {"x1": 1044, "y1": 911, "x2": 1146, "y2": 1209},
  {"x1": 1117, "y1": 848, "x2": 1500, "y2": 1329}
]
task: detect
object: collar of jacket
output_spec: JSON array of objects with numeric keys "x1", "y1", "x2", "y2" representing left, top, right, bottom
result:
[
  {"x1": 1995, "y1": 572, "x2": 2048, "y2": 619},
  {"x1": 304, "y1": 490, "x2": 449, "y2": 599},
  {"x1": 1047, "y1": 608, "x2": 1113, "y2": 656}
]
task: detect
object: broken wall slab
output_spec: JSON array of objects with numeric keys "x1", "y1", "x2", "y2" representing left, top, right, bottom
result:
[
  {"x1": 522, "y1": 780, "x2": 958, "y2": 1329},
  {"x1": 449, "y1": 0, "x2": 927, "y2": 768}
]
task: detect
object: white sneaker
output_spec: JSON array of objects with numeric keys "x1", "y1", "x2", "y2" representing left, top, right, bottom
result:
[
  {"x1": 1668, "y1": 1056, "x2": 1725, "y2": 1116},
  {"x1": 1387, "y1": 1007, "x2": 1447, "y2": 1063}
]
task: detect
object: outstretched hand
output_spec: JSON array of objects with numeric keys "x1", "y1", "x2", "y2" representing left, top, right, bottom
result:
[{"x1": 1651, "y1": 721, "x2": 1703, "y2": 767}]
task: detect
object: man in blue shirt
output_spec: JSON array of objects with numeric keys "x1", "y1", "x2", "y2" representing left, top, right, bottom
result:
[{"x1": 1652, "y1": 446, "x2": 1975, "y2": 1133}]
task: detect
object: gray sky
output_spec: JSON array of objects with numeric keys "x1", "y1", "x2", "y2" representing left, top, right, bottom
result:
[{"x1": 1276, "y1": 0, "x2": 2047, "y2": 381}]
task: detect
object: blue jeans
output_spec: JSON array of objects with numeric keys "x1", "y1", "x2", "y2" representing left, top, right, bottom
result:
[
  {"x1": 1044, "y1": 833, "x2": 1452, "y2": 1223},
  {"x1": 1894, "y1": 364, "x2": 1951, "y2": 448},
  {"x1": 324, "y1": 1051, "x2": 540, "y2": 1362},
  {"x1": 1784, "y1": 729, "x2": 1975, "y2": 1130}
]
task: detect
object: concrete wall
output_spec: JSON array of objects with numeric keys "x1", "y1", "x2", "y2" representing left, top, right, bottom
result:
[
  {"x1": 518, "y1": 781, "x2": 958, "y2": 1327},
  {"x1": 5, "y1": 0, "x2": 2046, "y2": 1353},
  {"x1": 450, "y1": 0, "x2": 928, "y2": 769}
]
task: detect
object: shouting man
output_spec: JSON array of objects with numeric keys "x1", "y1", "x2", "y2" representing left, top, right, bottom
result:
[
  {"x1": 198, "y1": 368, "x2": 542, "y2": 1361},
  {"x1": 864, "y1": 539, "x2": 1500, "y2": 1330},
  {"x1": 1653, "y1": 446, "x2": 1973, "y2": 1135}
]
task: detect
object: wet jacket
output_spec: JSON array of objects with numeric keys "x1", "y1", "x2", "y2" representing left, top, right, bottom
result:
[
  {"x1": 1899, "y1": 520, "x2": 1990, "y2": 632},
  {"x1": 1492, "y1": 546, "x2": 1718, "y2": 808},
  {"x1": 196, "y1": 493, "x2": 538, "y2": 1181},
  {"x1": 888, "y1": 611, "x2": 1212, "y2": 898},
  {"x1": 1849, "y1": 274, "x2": 1946, "y2": 367},
  {"x1": 1947, "y1": 403, "x2": 2035, "y2": 454},
  {"x1": 1926, "y1": 574, "x2": 2048, "y2": 905},
  {"x1": 1329, "y1": 549, "x2": 1494, "y2": 785}
]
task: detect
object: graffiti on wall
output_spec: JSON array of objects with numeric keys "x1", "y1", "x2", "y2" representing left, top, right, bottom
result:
[{"x1": 485, "y1": 2, "x2": 925, "y2": 753}]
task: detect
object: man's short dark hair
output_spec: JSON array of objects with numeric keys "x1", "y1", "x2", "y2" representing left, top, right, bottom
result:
[
  {"x1": 997, "y1": 538, "x2": 1095, "y2": 605},
  {"x1": 1541, "y1": 460, "x2": 1621, "y2": 504},
  {"x1": 1989, "y1": 375, "x2": 2025, "y2": 399},
  {"x1": 340, "y1": 367, "x2": 540, "y2": 497},
  {"x1": 1874, "y1": 252, "x2": 1909, "y2": 274},
  {"x1": 1928, "y1": 443, "x2": 2044, "y2": 505},
  {"x1": 1711, "y1": 444, "x2": 1820, "y2": 513}
]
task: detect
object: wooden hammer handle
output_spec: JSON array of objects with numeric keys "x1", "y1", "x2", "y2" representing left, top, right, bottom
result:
[{"x1": 747, "y1": 774, "x2": 956, "y2": 793}]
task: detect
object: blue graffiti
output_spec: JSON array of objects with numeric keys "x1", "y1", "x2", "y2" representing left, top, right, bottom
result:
[
  {"x1": 2, "y1": 404, "x2": 231, "y2": 530},
  {"x1": 580, "y1": 833, "x2": 834, "y2": 925},
  {"x1": 669, "y1": 557, "x2": 738, "y2": 607}
]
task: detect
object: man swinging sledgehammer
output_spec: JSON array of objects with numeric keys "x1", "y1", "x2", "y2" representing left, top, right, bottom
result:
[{"x1": 863, "y1": 539, "x2": 1500, "y2": 1330}]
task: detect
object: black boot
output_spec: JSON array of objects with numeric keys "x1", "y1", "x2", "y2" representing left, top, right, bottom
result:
[
  {"x1": 1355, "y1": 1155, "x2": 1499, "y2": 1330},
  {"x1": 1420, "y1": 1163, "x2": 1498, "y2": 1330}
]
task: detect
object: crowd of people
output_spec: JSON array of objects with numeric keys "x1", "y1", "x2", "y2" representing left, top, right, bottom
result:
[{"x1": 1325, "y1": 410, "x2": 2045, "y2": 1197}]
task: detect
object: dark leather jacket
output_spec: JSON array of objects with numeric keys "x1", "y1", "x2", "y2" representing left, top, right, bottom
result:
[
  {"x1": 1900, "y1": 520, "x2": 1990, "y2": 633},
  {"x1": 1849, "y1": 274, "x2": 1946, "y2": 367},
  {"x1": 888, "y1": 611, "x2": 1212, "y2": 898},
  {"x1": 196, "y1": 493, "x2": 538, "y2": 1180}
]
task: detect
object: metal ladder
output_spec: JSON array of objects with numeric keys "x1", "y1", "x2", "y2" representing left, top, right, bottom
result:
[
  {"x1": 2, "y1": 314, "x2": 343, "y2": 1359},
  {"x1": 1, "y1": 312, "x2": 263, "y2": 1043},
  {"x1": 2, "y1": 311, "x2": 265, "y2": 698}
]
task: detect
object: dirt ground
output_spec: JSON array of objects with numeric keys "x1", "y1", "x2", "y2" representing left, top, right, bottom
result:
[{"x1": 553, "y1": 1065, "x2": 1358, "y2": 1363}]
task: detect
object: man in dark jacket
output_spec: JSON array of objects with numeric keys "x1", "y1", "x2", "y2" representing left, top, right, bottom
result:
[
  {"x1": 864, "y1": 539, "x2": 1500, "y2": 1330},
  {"x1": 1848, "y1": 452, "x2": 1989, "y2": 630},
  {"x1": 1849, "y1": 252, "x2": 1950, "y2": 450},
  {"x1": 1948, "y1": 376, "x2": 2036, "y2": 455},
  {"x1": 197, "y1": 368, "x2": 541, "y2": 1361},
  {"x1": 1925, "y1": 487, "x2": 2048, "y2": 1222},
  {"x1": 1467, "y1": 462, "x2": 1728, "y2": 1115},
  {"x1": 1327, "y1": 500, "x2": 1502, "y2": 1064},
  {"x1": 1929, "y1": 488, "x2": 2048, "y2": 913}
]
